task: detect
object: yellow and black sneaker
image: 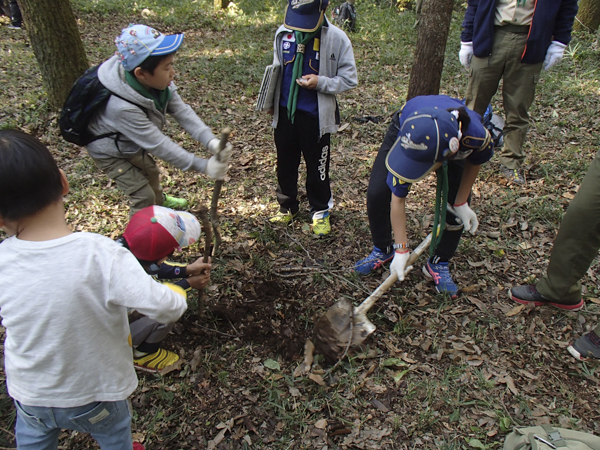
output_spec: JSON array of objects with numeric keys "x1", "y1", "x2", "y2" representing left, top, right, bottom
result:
[
  {"x1": 312, "y1": 213, "x2": 331, "y2": 236},
  {"x1": 269, "y1": 209, "x2": 297, "y2": 225},
  {"x1": 133, "y1": 348, "x2": 179, "y2": 373}
]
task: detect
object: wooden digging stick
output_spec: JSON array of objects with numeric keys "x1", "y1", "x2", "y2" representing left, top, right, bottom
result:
[
  {"x1": 209, "y1": 127, "x2": 231, "y2": 254},
  {"x1": 193, "y1": 205, "x2": 212, "y2": 313}
]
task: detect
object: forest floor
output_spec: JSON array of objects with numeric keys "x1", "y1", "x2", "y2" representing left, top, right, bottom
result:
[{"x1": 1, "y1": 1, "x2": 600, "y2": 449}]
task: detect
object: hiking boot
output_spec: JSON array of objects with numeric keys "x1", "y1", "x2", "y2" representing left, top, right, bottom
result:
[
  {"x1": 500, "y1": 165, "x2": 525, "y2": 185},
  {"x1": 509, "y1": 285, "x2": 584, "y2": 311},
  {"x1": 312, "y1": 213, "x2": 331, "y2": 236},
  {"x1": 567, "y1": 331, "x2": 600, "y2": 361},
  {"x1": 354, "y1": 246, "x2": 394, "y2": 275},
  {"x1": 269, "y1": 210, "x2": 297, "y2": 224},
  {"x1": 8, "y1": 24, "x2": 21, "y2": 29},
  {"x1": 423, "y1": 260, "x2": 459, "y2": 298},
  {"x1": 162, "y1": 194, "x2": 188, "y2": 209},
  {"x1": 133, "y1": 348, "x2": 179, "y2": 373}
]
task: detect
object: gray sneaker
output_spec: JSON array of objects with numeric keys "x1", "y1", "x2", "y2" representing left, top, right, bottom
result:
[
  {"x1": 567, "y1": 331, "x2": 600, "y2": 361},
  {"x1": 500, "y1": 165, "x2": 525, "y2": 184}
]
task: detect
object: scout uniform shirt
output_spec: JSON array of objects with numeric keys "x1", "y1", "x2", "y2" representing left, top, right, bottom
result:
[{"x1": 279, "y1": 29, "x2": 321, "y2": 117}]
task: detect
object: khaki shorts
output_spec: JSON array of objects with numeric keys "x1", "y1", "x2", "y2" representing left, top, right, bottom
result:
[{"x1": 91, "y1": 152, "x2": 163, "y2": 214}]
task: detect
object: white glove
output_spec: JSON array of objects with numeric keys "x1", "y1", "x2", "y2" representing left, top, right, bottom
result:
[
  {"x1": 459, "y1": 42, "x2": 474, "y2": 70},
  {"x1": 543, "y1": 41, "x2": 566, "y2": 71},
  {"x1": 448, "y1": 202, "x2": 478, "y2": 234},
  {"x1": 390, "y1": 250, "x2": 412, "y2": 282},
  {"x1": 205, "y1": 155, "x2": 228, "y2": 180},
  {"x1": 207, "y1": 138, "x2": 233, "y2": 163}
]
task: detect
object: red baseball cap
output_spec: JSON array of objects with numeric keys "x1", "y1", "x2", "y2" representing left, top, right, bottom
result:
[{"x1": 123, "y1": 206, "x2": 200, "y2": 262}]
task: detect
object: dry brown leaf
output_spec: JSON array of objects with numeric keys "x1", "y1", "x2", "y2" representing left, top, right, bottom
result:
[
  {"x1": 371, "y1": 398, "x2": 390, "y2": 412},
  {"x1": 207, "y1": 428, "x2": 227, "y2": 450},
  {"x1": 293, "y1": 339, "x2": 315, "y2": 377},
  {"x1": 190, "y1": 346, "x2": 202, "y2": 372},
  {"x1": 159, "y1": 357, "x2": 183, "y2": 376},
  {"x1": 314, "y1": 419, "x2": 328, "y2": 429},
  {"x1": 308, "y1": 373, "x2": 326, "y2": 386},
  {"x1": 505, "y1": 304, "x2": 525, "y2": 317},
  {"x1": 467, "y1": 296, "x2": 486, "y2": 311}
]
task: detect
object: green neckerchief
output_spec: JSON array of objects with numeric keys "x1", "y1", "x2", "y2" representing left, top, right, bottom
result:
[
  {"x1": 430, "y1": 163, "x2": 449, "y2": 257},
  {"x1": 287, "y1": 24, "x2": 323, "y2": 123},
  {"x1": 125, "y1": 71, "x2": 171, "y2": 111}
]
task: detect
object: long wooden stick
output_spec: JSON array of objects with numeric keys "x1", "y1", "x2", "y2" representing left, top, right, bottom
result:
[
  {"x1": 193, "y1": 206, "x2": 212, "y2": 312},
  {"x1": 209, "y1": 127, "x2": 231, "y2": 254},
  {"x1": 354, "y1": 232, "x2": 432, "y2": 316}
]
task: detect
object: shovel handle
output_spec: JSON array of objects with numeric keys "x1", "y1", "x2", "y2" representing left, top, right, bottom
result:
[{"x1": 354, "y1": 232, "x2": 432, "y2": 316}]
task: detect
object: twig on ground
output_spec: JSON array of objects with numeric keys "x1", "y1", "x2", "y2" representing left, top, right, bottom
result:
[
  {"x1": 193, "y1": 324, "x2": 239, "y2": 338},
  {"x1": 0, "y1": 425, "x2": 14, "y2": 437}
]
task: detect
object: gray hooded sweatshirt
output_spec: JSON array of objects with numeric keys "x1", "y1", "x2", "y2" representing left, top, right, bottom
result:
[{"x1": 86, "y1": 55, "x2": 215, "y2": 174}]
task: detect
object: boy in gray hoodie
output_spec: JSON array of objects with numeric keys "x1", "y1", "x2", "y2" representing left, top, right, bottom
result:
[{"x1": 86, "y1": 24, "x2": 232, "y2": 215}]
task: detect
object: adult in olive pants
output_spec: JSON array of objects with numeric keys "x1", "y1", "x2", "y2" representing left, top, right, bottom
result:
[
  {"x1": 538, "y1": 149, "x2": 600, "y2": 305},
  {"x1": 510, "y1": 148, "x2": 600, "y2": 318},
  {"x1": 465, "y1": 27, "x2": 542, "y2": 173}
]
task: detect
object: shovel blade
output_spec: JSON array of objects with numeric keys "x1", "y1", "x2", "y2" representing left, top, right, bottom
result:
[
  {"x1": 313, "y1": 298, "x2": 354, "y2": 364},
  {"x1": 351, "y1": 312, "x2": 376, "y2": 347}
]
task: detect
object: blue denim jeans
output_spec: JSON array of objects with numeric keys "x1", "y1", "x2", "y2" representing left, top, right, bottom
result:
[{"x1": 15, "y1": 399, "x2": 133, "y2": 450}]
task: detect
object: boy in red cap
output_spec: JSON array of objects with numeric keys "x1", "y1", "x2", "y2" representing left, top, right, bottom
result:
[{"x1": 118, "y1": 205, "x2": 212, "y2": 372}]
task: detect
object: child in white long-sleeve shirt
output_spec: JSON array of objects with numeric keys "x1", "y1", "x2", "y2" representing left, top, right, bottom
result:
[{"x1": 0, "y1": 129, "x2": 208, "y2": 449}]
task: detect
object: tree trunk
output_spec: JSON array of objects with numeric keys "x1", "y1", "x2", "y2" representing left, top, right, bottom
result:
[
  {"x1": 574, "y1": 0, "x2": 600, "y2": 32},
  {"x1": 214, "y1": 0, "x2": 229, "y2": 9},
  {"x1": 407, "y1": 0, "x2": 454, "y2": 101},
  {"x1": 18, "y1": 0, "x2": 89, "y2": 110}
]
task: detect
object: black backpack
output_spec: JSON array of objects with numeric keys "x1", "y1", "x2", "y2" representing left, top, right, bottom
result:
[
  {"x1": 59, "y1": 65, "x2": 125, "y2": 146},
  {"x1": 332, "y1": 2, "x2": 356, "y2": 32}
]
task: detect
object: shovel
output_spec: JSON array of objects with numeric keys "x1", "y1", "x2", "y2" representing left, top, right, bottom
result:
[
  {"x1": 313, "y1": 233, "x2": 432, "y2": 364},
  {"x1": 209, "y1": 127, "x2": 231, "y2": 254}
]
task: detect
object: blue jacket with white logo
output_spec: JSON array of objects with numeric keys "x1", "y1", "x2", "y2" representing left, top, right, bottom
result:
[{"x1": 461, "y1": 0, "x2": 578, "y2": 64}]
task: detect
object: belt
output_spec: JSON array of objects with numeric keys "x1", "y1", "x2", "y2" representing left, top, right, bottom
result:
[{"x1": 494, "y1": 24, "x2": 530, "y2": 34}]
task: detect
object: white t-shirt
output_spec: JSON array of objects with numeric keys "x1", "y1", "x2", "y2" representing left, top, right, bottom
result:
[{"x1": 0, "y1": 232, "x2": 187, "y2": 407}]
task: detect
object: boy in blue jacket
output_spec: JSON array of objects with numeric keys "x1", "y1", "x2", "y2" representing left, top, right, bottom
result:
[{"x1": 355, "y1": 95, "x2": 493, "y2": 298}]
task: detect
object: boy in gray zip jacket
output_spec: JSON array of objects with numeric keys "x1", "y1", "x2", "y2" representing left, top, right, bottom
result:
[
  {"x1": 86, "y1": 24, "x2": 232, "y2": 215},
  {"x1": 268, "y1": 0, "x2": 357, "y2": 236}
]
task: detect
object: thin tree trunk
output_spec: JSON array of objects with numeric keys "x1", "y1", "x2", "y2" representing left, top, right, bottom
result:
[
  {"x1": 214, "y1": 0, "x2": 229, "y2": 9},
  {"x1": 18, "y1": 0, "x2": 89, "y2": 109},
  {"x1": 574, "y1": 0, "x2": 600, "y2": 32},
  {"x1": 407, "y1": 0, "x2": 455, "y2": 101}
]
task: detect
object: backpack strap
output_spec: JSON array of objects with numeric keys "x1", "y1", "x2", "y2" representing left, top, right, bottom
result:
[{"x1": 88, "y1": 93, "x2": 142, "y2": 144}]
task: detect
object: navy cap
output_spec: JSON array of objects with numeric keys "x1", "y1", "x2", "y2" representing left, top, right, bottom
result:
[
  {"x1": 386, "y1": 107, "x2": 461, "y2": 183},
  {"x1": 284, "y1": 0, "x2": 329, "y2": 32}
]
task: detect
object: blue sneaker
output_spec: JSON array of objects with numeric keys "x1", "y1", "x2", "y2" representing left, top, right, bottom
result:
[
  {"x1": 354, "y1": 246, "x2": 394, "y2": 275},
  {"x1": 423, "y1": 260, "x2": 459, "y2": 298}
]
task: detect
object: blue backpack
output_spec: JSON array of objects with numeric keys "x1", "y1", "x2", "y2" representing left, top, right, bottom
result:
[{"x1": 59, "y1": 65, "x2": 129, "y2": 146}]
